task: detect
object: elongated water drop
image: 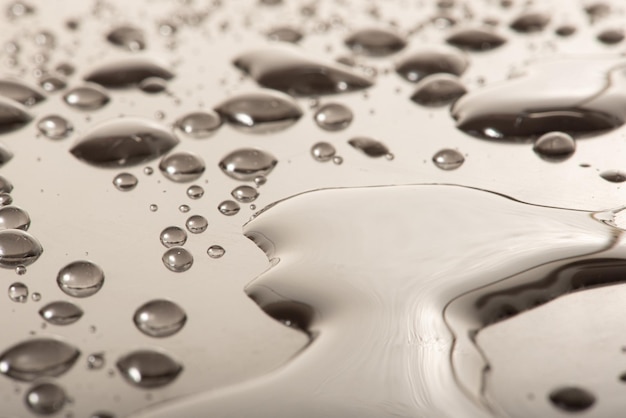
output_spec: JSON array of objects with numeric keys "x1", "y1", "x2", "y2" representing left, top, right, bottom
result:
[
  {"x1": 549, "y1": 387, "x2": 595, "y2": 412},
  {"x1": 39, "y1": 301, "x2": 83, "y2": 325},
  {"x1": 133, "y1": 299, "x2": 187, "y2": 337},
  {"x1": 410, "y1": 74, "x2": 467, "y2": 107},
  {"x1": 40, "y1": 76, "x2": 67, "y2": 93},
  {"x1": 63, "y1": 84, "x2": 110, "y2": 110},
  {"x1": 56, "y1": 260, "x2": 105, "y2": 298},
  {"x1": 432, "y1": 148, "x2": 465, "y2": 170},
  {"x1": 0, "y1": 338, "x2": 80, "y2": 381},
  {"x1": 37, "y1": 115, "x2": 73, "y2": 139},
  {"x1": 600, "y1": 170, "x2": 626, "y2": 183},
  {"x1": 0, "y1": 79, "x2": 45, "y2": 106},
  {"x1": 219, "y1": 148, "x2": 278, "y2": 181},
  {"x1": 159, "y1": 151, "x2": 205, "y2": 182},
  {"x1": 185, "y1": 215, "x2": 208, "y2": 233},
  {"x1": 116, "y1": 350, "x2": 182, "y2": 388},
  {"x1": 25, "y1": 382, "x2": 67, "y2": 415},
  {"x1": 174, "y1": 111, "x2": 222, "y2": 138},
  {"x1": 348, "y1": 137, "x2": 390, "y2": 157},
  {"x1": 0, "y1": 205, "x2": 30, "y2": 230},
  {"x1": 207, "y1": 245, "x2": 225, "y2": 259},
  {"x1": 396, "y1": 49, "x2": 469, "y2": 83},
  {"x1": 84, "y1": 58, "x2": 174, "y2": 88},
  {"x1": 267, "y1": 26, "x2": 303, "y2": 43},
  {"x1": 509, "y1": 12, "x2": 551, "y2": 33},
  {"x1": 139, "y1": 77, "x2": 167, "y2": 94},
  {"x1": 0, "y1": 96, "x2": 32, "y2": 133},
  {"x1": 446, "y1": 28, "x2": 507, "y2": 51},
  {"x1": 344, "y1": 27, "x2": 407, "y2": 57},
  {"x1": 313, "y1": 103, "x2": 353, "y2": 131},
  {"x1": 597, "y1": 28, "x2": 624, "y2": 45},
  {"x1": 0, "y1": 230, "x2": 42, "y2": 267}
]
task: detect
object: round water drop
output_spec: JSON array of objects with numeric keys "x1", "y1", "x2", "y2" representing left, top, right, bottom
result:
[
  {"x1": 231, "y1": 185, "x2": 258, "y2": 203},
  {"x1": 218, "y1": 200, "x2": 240, "y2": 216},
  {"x1": 207, "y1": 245, "x2": 225, "y2": 259},
  {"x1": 333, "y1": 155, "x2": 344, "y2": 165},
  {"x1": 0, "y1": 205, "x2": 30, "y2": 230},
  {"x1": 410, "y1": 74, "x2": 467, "y2": 107},
  {"x1": 0, "y1": 230, "x2": 43, "y2": 267},
  {"x1": 344, "y1": 28, "x2": 407, "y2": 57},
  {"x1": 116, "y1": 349, "x2": 182, "y2": 388},
  {"x1": 0, "y1": 96, "x2": 33, "y2": 133},
  {"x1": 0, "y1": 338, "x2": 80, "y2": 381},
  {"x1": 159, "y1": 151, "x2": 205, "y2": 183},
  {"x1": 0, "y1": 175, "x2": 12, "y2": 193},
  {"x1": 314, "y1": 103, "x2": 353, "y2": 131},
  {"x1": 509, "y1": 12, "x2": 551, "y2": 33},
  {"x1": 31, "y1": 292, "x2": 40, "y2": 302},
  {"x1": 178, "y1": 204, "x2": 190, "y2": 213},
  {"x1": 396, "y1": 49, "x2": 469, "y2": 83},
  {"x1": 600, "y1": 170, "x2": 626, "y2": 183},
  {"x1": 533, "y1": 132, "x2": 576, "y2": 160},
  {"x1": 149, "y1": 204, "x2": 158, "y2": 212},
  {"x1": 348, "y1": 137, "x2": 390, "y2": 157},
  {"x1": 139, "y1": 77, "x2": 167, "y2": 94},
  {"x1": 597, "y1": 29, "x2": 624, "y2": 45},
  {"x1": 112, "y1": 173, "x2": 138, "y2": 191},
  {"x1": 106, "y1": 25, "x2": 146, "y2": 51},
  {"x1": 39, "y1": 301, "x2": 83, "y2": 325},
  {"x1": 25, "y1": 382, "x2": 66, "y2": 415},
  {"x1": 55, "y1": 62, "x2": 75, "y2": 77},
  {"x1": 219, "y1": 148, "x2": 278, "y2": 181},
  {"x1": 8, "y1": 282, "x2": 27, "y2": 302},
  {"x1": 174, "y1": 111, "x2": 222, "y2": 139},
  {"x1": 143, "y1": 166, "x2": 153, "y2": 175},
  {"x1": 254, "y1": 176, "x2": 267, "y2": 186},
  {"x1": 446, "y1": 28, "x2": 507, "y2": 51},
  {"x1": 15, "y1": 265, "x2": 26, "y2": 275},
  {"x1": 87, "y1": 352, "x2": 105, "y2": 370},
  {"x1": 185, "y1": 215, "x2": 208, "y2": 234},
  {"x1": 162, "y1": 247, "x2": 193, "y2": 272},
  {"x1": 6, "y1": 1, "x2": 34, "y2": 19},
  {"x1": 0, "y1": 192, "x2": 13, "y2": 207},
  {"x1": 159, "y1": 226, "x2": 186, "y2": 248},
  {"x1": 310, "y1": 142, "x2": 336, "y2": 162},
  {"x1": 267, "y1": 26, "x2": 303, "y2": 43},
  {"x1": 37, "y1": 115, "x2": 73, "y2": 139},
  {"x1": 186, "y1": 185, "x2": 204, "y2": 199},
  {"x1": 56, "y1": 260, "x2": 105, "y2": 298},
  {"x1": 133, "y1": 299, "x2": 187, "y2": 338},
  {"x1": 549, "y1": 387, "x2": 595, "y2": 412},
  {"x1": 63, "y1": 84, "x2": 110, "y2": 111},
  {"x1": 432, "y1": 149, "x2": 464, "y2": 170}
]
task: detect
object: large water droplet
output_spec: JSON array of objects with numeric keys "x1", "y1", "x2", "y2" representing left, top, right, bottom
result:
[
  {"x1": 214, "y1": 90, "x2": 302, "y2": 133},
  {"x1": 267, "y1": 26, "x2": 303, "y2": 43},
  {"x1": 549, "y1": 387, "x2": 595, "y2": 412},
  {"x1": 219, "y1": 148, "x2": 278, "y2": 181},
  {"x1": 231, "y1": 185, "x2": 259, "y2": 203},
  {"x1": 37, "y1": 115, "x2": 73, "y2": 139},
  {"x1": 56, "y1": 260, "x2": 105, "y2": 298},
  {"x1": 432, "y1": 148, "x2": 465, "y2": 170},
  {"x1": 39, "y1": 301, "x2": 83, "y2": 325},
  {"x1": 185, "y1": 215, "x2": 208, "y2": 233},
  {"x1": 313, "y1": 103, "x2": 353, "y2": 131},
  {"x1": 410, "y1": 74, "x2": 467, "y2": 107},
  {"x1": 218, "y1": 200, "x2": 240, "y2": 216},
  {"x1": 0, "y1": 338, "x2": 80, "y2": 381},
  {"x1": 162, "y1": 247, "x2": 193, "y2": 272},
  {"x1": 160, "y1": 226, "x2": 187, "y2": 248},
  {"x1": 396, "y1": 48, "x2": 469, "y2": 83},
  {"x1": 133, "y1": 299, "x2": 187, "y2": 338},
  {"x1": 159, "y1": 151, "x2": 205, "y2": 182},
  {"x1": 70, "y1": 117, "x2": 179, "y2": 167},
  {"x1": 112, "y1": 173, "x2": 138, "y2": 191},
  {"x1": 84, "y1": 58, "x2": 174, "y2": 88},
  {"x1": 348, "y1": 137, "x2": 390, "y2": 157},
  {"x1": 174, "y1": 111, "x2": 222, "y2": 138},
  {"x1": 8, "y1": 281, "x2": 28, "y2": 302},
  {"x1": 0, "y1": 230, "x2": 42, "y2": 267},
  {"x1": 25, "y1": 382, "x2": 67, "y2": 415},
  {"x1": 445, "y1": 28, "x2": 507, "y2": 51},
  {"x1": 344, "y1": 27, "x2": 407, "y2": 56},
  {"x1": 106, "y1": 25, "x2": 146, "y2": 51},
  {"x1": 63, "y1": 84, "x2": 110, "y2": 110},
  {"x1": 234, "y1": 47, "x2": 373, "y2": 96},
  {"x1": 0, "y1": 79, "x2": 45, "y2": 106},
  {"x1": 0, "y1": 96, "x2": 32, "y2": 133},
  {"x1": 533, "y1": 131, "x2": 576, "y2": 160},
  {"x1": 0, "y1": 144, "x2": 13, "y2": 167},
  {"x1": 509, "y1": 12, "x2": 551, "y2": 33},
  {"x1": 0, "y1": 193, "x2": 12, "y2": 207},
  {"x1": 310, "y1": 142, "x2": 336, "y2": 162},
  {"x1": 0, "y1": 205, "x2": 30, "y2": 230},
  {"x1": 116, "y1": 350, "x2": 182, "y2": 388}
]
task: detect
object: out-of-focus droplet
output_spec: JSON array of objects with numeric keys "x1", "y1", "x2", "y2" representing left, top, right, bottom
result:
[
  {"x1": 314, "y1": 103, "x2": 353, "y2": 131},
  {"x1": 174, "y1": 111, "x2": 222, "y2": 139},
  {"x1": 39, "y1": 301, "x2": 83, "y2": 325},
  {"x1": 39, "y1": 76, "x2": 66, "y2": 93},
  {"x1": 555, "y1": 25, "x2": 577, "y2": 36},
  {"x1": 159, "y1": 151, "x2": 205, "y2": 183},
  {"x1": 0, "y1": 338, "x2": 80, "y2": 381},
  {"x1": 56, "y1": 260, "x2": 105, "y2": 298},
  {"x1": 0, "y1": 144, "x2": 13, "y2": 167},
  {"x1": 207, "y1": 245, "x2": 225, "y2": 259},
  {"x1": 218, "y1": 200, "x2": 240, "y2": 216},
  {"x1": 25, "y1": 382, "x2": 67, "y2": 415},
  {"x1": 267, "y1": 26, "x2": 303, "y2": 43},
  {"x1": 8, "y1": 281, "x2": 27, "y2": 302},
  {"x1": 432, "y1": 148, "x2": 465, "y2": 170},
  {"x1": 106, "y1": 25, "x2": 146, "y2": 51},
  {"x1": 112, "y1": 173, "x2": 138, "y2": 191},
  {"x1": 0, "y1": 229, "x2": 42, "y2": 267},
  {"x1": 37, "y1": 115, "x2": 73, "y2": 139},
  {"x1": 138, "y1": 77, "x2": 167, "y2": 94},
  {"x1": 600, "y1": 170, "x2": 626, "y2": 183},
  {"x1": 344, "y1": 28, "x2": 407, "y2": 56},
  {"x1": 133, "y1": 299, "x2": 187, "y2": 338},
  {"x1": 162, "y1": 247, "x2": 193, "y2": 272},
  {"x1": 509, "y1": 12, "x2": 551, "y2": 33},
  {"x1": 597, "y1": 28, "x2": 624, "y2": 45},
  {"x1": 549, "y1": 387, "x2": 595, "y2": 412},
  {"x1": 219, "y1": 148, "x2": 278, "y2": 181},
  {"x1": 310, "y1": 142, "x2": 336, "y2": 162},
  {"x1": 84, "y1": 58, "x2": 174, "y2": 88},
  {"x1": 231, "y1": 185, "x2": 258, "y2": 203},
  {"x1": 348, "y1": 137, "x2": 390, "y2": 157},
  {"x1": 0, "y1": 96, "x2": 33, "y2": 133},
  {"x1": 0, "y1": 79, "x2": 45, "y2": 106},
  {"x1": 410, "y1": 74, "x2": 467, "y2": 107},
  {"x1": 446, "y1": 28, "x2": 507, "y2": 51},
  {"x1": 116, "y1": 350, "x2": 182, "y2": 388},
  {"x1": 63, "y1": 84, "x2": 110, "y2": 111},
  {"x1": 87, "y1": 352, "x2": 105, "y2": 370},
  {"x1": 0, "y1": 205, "x2": 30, "y2": 230}
]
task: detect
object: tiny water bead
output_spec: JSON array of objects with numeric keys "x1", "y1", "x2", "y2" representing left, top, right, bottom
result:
[
  {"x1": 348, "y1": 137, "x2": 390, "y2": 158},
  {"x1": 25, "y1": 382, "x2": 67, "y2": 415},
  {"x1": 218, "y1": 200, "x2": 240, "y2": 216},
  {"x1": 231, "y1": 185, "x2": 259, "y2": 203},
  {"x1": 0, "y1": 338, "x2": 80, "y2": 381},
  {"x1": 0, "y1": 79, "x2": 45, "y2": 106},
  {"x1": 178, "y1": 204, "x2": 190, "y2": 213},
  {"x1": 332, "y1": 155, "x2": 344, "y2": 165},
  {"x1": 532, "y1": 132, "x2": 576, "y2": 160},
  {"x1": 36, "y1": 115, "x2": 73, "y2": 139},
  {"x1": 549, "y1": 387, "x2": 595, "y2": 412},
  {"x1": 432, "y1": 149, "x2": 465, "y2": 170},
  {"x1": 162, "y1": 247, "x2": 193, "y2": 272},
  {"x1": 445, "y1": 28, "x2": 507, "y2": 51},
  {"x1": 0, "y1": 205, "x2": 30, "y2": 230},
  {"x1": 63, "y1": 84, "x2": 110, "y2": 111},
  {"x1": 174, "y1": 111, "x2": 222, "y2": 138},
  {"x1": 112, "y1": 173, "x2": 138, "y2": 191},
  {"x1": 219, "y1": 148, "x2": 278, "y2": 181},
  {"x1": 116, "y1": 350, "x2": 182, "y2": 388},
  {"x1": 143, "y1": 166, "x2": 154, "y2": 175},
  {"x1": 39, "y1": 301, "x2": 83, "y2": 325},
  {"x1": 138, "y1": 77, "x2": 167, "y2": 94},
  {"x1": 410, "y1": 74, "x2": 467, "y2": 107},
  {"x1": 0, "y1": 96, "x2": 33, "y2": 133},
  {"x1": 87, "y1": 352, "x2": 105, "y2": 370},
  {"x1": 344, "y1": 28, "x2": 407, "y2": 57},
  {"x1": 555, "y1": 25, "x2": 577, "y2": 37},
  {"x1": 106, "y1": 25, "x2": 146, "y2": 51},
  {"x1": 8, "y1": 282, "x2": 28, "y2": 302},
  {"x1": 310, "y1": 142, "x2": 336, "y2": 162},
  {"x1": 207, "y1": 245, "x2": 225, "y2": 259},
  {"x1": 84, "y1": 58, "x2": 174, "y2": 88},
  {"x1": 149, "y1": 204, "x2": 158, "y2": 212},
  {"x1": 395, "y1": 49, "x2": 469, "y2": 83},
  {"x1": 0, "y1": 230, "x2": 43, "y2": 267},
  {"x1": 56, "y1": 260, "x2": 105, "y2": 298},
  {"x1": 509, "y1": 12, "x2": 551, "y2": 33},
  {"x1": 186, "y1": 185, "x2": 204, "y2": 199},
  {"x1": 133, "y1": 299, "x2": 187, "y2": 338},
  {"x1": 185, "y1": 215, "x2": 208, "y2": 234},
  {"x1": 313, "y1": 103, "x2": 353, "y2": 131},
  {"x1": 159, "y1": 151, "x2": 205, "y2": 183},
  {"x1": 254, "y1": 175, "x2": 267, "y2": 186},
  {"x1": 600, "y1": 170, "x2": 626, "y2": 183}
]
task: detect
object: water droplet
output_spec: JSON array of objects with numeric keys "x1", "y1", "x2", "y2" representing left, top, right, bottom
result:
[
  {"x1": 84, "y1": 58, "x2": 174, "y2": 88},
  {"x1": 8, "y1": 282, "x2": 27, "y2": 302},
  {"x1": 31, "y1": 292, "x2": 40, "y2": 301},
  {"x1": 0, "y1": 338, "x2": 80, "y2": 381},
  {"x1": 410, "y1": 74, "x2": 467, "y2": 107},
  {"x1": 143, "y1": 166, "x2": 153, "y2": 175},
  {"x1": 445, "y1": 28, "x2": 507, "y2": 51},
  {"x1": 0, "y1": 96, "x2": 32, "y2": 133},
  {"x1": 37, "y1": 115, "x2": 73, "y2": 139},
  {"x1": 185, "y1": 215, "x2": 208, "y2": 233},
  {"x1": 219, "y1": 148, "x2": 278, "y2": 181},
  {"x1": 158, "y1": 20, "x2": 177, "y2": 37},
  {"x1": 600, "y1": 170, "x2": 626, "y2": 183},
  {"x1": 549, "y1": 387, "x2": 595, "y2": 412},
  {"x1": 159, "y1": 151, "x2": 205, "y2": 182},
  {"x1": 0, "y1": 79, "x2": 45, "y2": 106},
  {"x1": 186, "y1": 185, "x2": 204, "y2": 200},
  {"x1": 231, "y1": 185, "x2": 259, "y2": 203},
  {"x1": 159, "y1": 226, "x2": 187, "y2": 248},
  {"x1": 344, "y1": 27, "x2": 407, "y2": 56},
  {"x1": 6, "y1": 1, "x2": 34, "y2": 19},
  {"x1": 254, "y1": 175, "x2": 267, "y2": 186},
  {"x1": 178, "y1": 204, "x2": 190, "y2": 213},
  {"x1": 112, "y1": 172, "x2": 138, "y2": 191},
  {"x1": 332, "y1": 155, "x2": 344, "y2": 165},
  {"x1": 116, "y1": 350, "x2": 182, "y2": 388},
  {"x1": 174, "y1": 111, "x2": 222, "y2": 138},
  {"x1": 15, "y1": 265, "x2": 26, "y2": 275},
  {"x1": 0, "y1": 230, "x2": 43, "y2": 267},
  {"x1": 25, "y1": 382, "x2": 66, "y2": 415},
  {"x1": 71, "y1": 117, "x2": 179, "y2": 167},
  {"x1": 233, "y1": 47, "x2": 373, "y2": 96},
  {"x1": 597, "y1": 28, "x2": 624, "y2": 45},
  {"x1": 39, "y1": 301, "x2": 83, "y2": 325},
  {"x1": 162, "y1": 247, "x2": 193, "y2": 272},
  {"x1": 0, "y1": 175, "x2": 12, "y2": 193},
  {"x1": 585, "y1": 3, "x2": 611, "y2": 22},
  {"x1": 555, "y1": 25, "x2": 577, "y2": 36},
  {"x1": 218, "y1": 200, "x2": 240, "y2": 216},
  {"x1": 313, "y1": 103, "x2": 353, "y2": 131},
  {"x1": 509, "y1": 12, "x2": 551, "y2": 33},
  {"x1": 533, "y1": 132, "x2": 576, "y2": 160},
  {"x1": 91, "y1": 412, "x2": 115, "y2": 418},
  {"x1": 149, "y1": 204, "x2": 158, "y2": 212},
  {"x1": 106, "y1": 25, "x2": 146, "y2": 51},
  {"x1": 0, "y1": 205, "x2": 30, "y2": 230},
  {"x1": 207, "y1": 245, "x2": 225, "y2": 259},
  {"x1": 396, "y1": 49, "x2": 469, "y2": 83},
  {"x1": 432, "y1": 148, "x2": 465, "y2": 170},
  {"x1": 0, "y1": 193, "x2": 12, "y2": 206},
  {"x1": 63, "y1": 84, "x2": 110, "y2": 111},
  {"x1": 56, "y1": 260, "x2": 105, "y2": 298},
  {"x1": 0, "y1": 144, "x2": 13, "y2": 167},
  {"x1": 138, "y1": 77, "x2": 167, "y2": 94},
  {"x1": 214, "y1": 90, "x2": 302, "y2": 133},
  {"x1": 87, "y1": 352, "x2": 105, "y2": 370},
  {"x1": 348, "y1": 137, "x2": 390, "y2": 157},
  {"x1": 55, "y1": 62, "x2": 75, "y2": 77},
  {"x1": 267, "y1": 26, "x2": 303, "y2": 43},
  {"x1": 310, "y1": 142, "x2": 336, "y2": 162},
  {"x1": 133, "y1": 299, "x2": 187, "y2": 338},
  {"x1": 39, "y1": 76, "x2": 66, "y2": 93}
]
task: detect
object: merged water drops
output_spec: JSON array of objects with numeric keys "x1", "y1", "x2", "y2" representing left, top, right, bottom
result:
[
  {"x1": 174, "y1": 111, "x2": 222, "y2": 138},
  {"x1": 395, "y1": 48, "x2": 469, "y2": 83},
  {"x1": 344, "y1": 27, "x2": 407, "y2": 57},
  {"x1": 313, "y1": 103, "x2": 353, "y2": 131},
  {"x1": 410, "y1": 74, "x2": 467, "y2": 107},
  {"x1": 231, "y1": 185, "x2": 259, "y2": 203},
  {"x1": 509, "y1": 12, "x2": 551, "y2": 33},
  {"x1": 219, "y1": 148, "x2": 278, "y2": 181},
  {"x1": 112, "y1": 173, "x2": 138, "y2": 191},
  {"x1": 533, "y1": 132, "x2": 576, "y2": 161},
  {"x1": 348, "y1": 137, "x2": 390, "y2": 158},
  {"x1": 0, "y1": 79, "x2": 45, "y2": 106},
  {"x1": 549, "y1": 387, "x2": 595, "y2": 412},
  {"x1": 56, "y1": 260, "x2": 105, "y2": 298},
  {"x1": 214, "y1": 90, "x2": 302, "y2": 133},
  {"x1": 0, "y1": 229, "x2": 43, "y2": 267},
  {"x1": 0, "y1": 96, "x2": 32, "y2": 133},
  {"x1": 116, "y1": 350, "x2": 182, "y2": 388},
  {"x1": 84, "y1": 58, "x2": 174, "y2": 88},
  {"x1": 36, "y1": 115, "x2": 73, "y2": 139},
  {"x1": 70, "y1": 117, "x2": 179, "y2": 167},
  {"x1": 162, "y1": 247, "x2": 193, "y2": 272},
  {"x1": 0, "y1": 205, "x2": 30, "y2": 230},
  {"x1": 25, "y1": 382, "x2": 67, "y2": 415},
  {"x1": 185, "y1": 215, "x2": 208, "y2": 233},
  {"x1": 432, "y1": 148, "x2": 465, "y2": 170},
  {"x1": 445, "y1": 28, "x2": 507, "y2": 51},
  {"x1": 106, "y1": 25, "x2": 146, "y2": 51},
  {"x1": 63, "y1": 84, "x2": 110, "y2": 111},
  {"x1": 159, "y1": 151, "x2": 205, "y2": 182},
  {"x1": 8, "y1": 282, "x2": 28, "y2": 302},
  {"x1": 133, "y1": 299, "x2": 187, "y2": 338},
  {"x1": 218, "y1": 200, "x2": 240, "y2": 216},
  {"x1": 39, "y1": 301, "x2": 83, "y2": 325},
  {"x1": 160, "y1": 226, "x2": 187, "y2": 248},
  {"x1": 0, "y1": 338, "x2": 80, "y2": 381},
  {"x1": 310, "y1": 142, "x2": 336, "y2": 162}
]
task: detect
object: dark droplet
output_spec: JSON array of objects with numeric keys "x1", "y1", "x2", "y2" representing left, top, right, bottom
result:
[
  {"x1": 219, "y1": 148, "x2": 278, "y2": 181},
  {"x1": 159, "y1": 151, "x2": 205, "y2": 182},
  {"x1": 0, "y1": 229, "x2": 43, "y2": 267},
  {"x1": 410, "y1": 74, "x2": 467, "y2": 107},
  {"x1": 549, "y1": 387, "x2": 595, "y2": 412},
  {"x1": 533, "y1": 131, "x2": 576, "y2": 161},
  {"x1": 39, "y1": 301, "x2": 84, "y2": 325},
  {"x1": 0, "y1": 338, "x2": 80, "y2": 381},
  {"x1": 597, "y1": 29, "x2": 624, "y2": 45},
  {"x1": 600, "y1": 169, "x2": 626, "y2": 183},
  {"x1": 106, "y1": 25, "x2": 146, "y2": 51},
  {"x1": 25, "y1": 382, "x2": 67, "y2": 415},
  {"x1": 509, "y1": 12, "x2": 551, "y2": 33},
  {"x1": 84, "y1": 58, "x2": 174, "y2": 88},
  {"x1": 344, "y1": 27, "x2": 407, "y2": 57},
  {"x1": 0, "y1": 96, "x2": 32, "y2": 133},
  {"x1": 116, "y1": 349, "x2": 182, "y2": 388},
  {"x1": 395, "y1": 49, "x2": 469, "y2": 83},
  {"x1": 555, "y1": 25, "x2": 577, "y2": 37},
  {"x1": 0, "y1": 144, "x2": 13, "y2": 166},
  {"x1": 0, "y1": 79, "x2": 45, "y2": 106},
  {"x1": 267, "y1": 26, "x2": 303, "y2": 43},
  {"x1": 446, "y1": 28, "x2": 507, "y2": 51},
  {"x1": 0, "y1": 205, "x2": 30, "y2": 230},
  {"x1": 348, "y1": 136, "x2": 390, "y2": 157}
]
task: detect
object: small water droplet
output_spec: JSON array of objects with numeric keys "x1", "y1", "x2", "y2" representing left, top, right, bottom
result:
[
  {"x1": 8, "y1": 281, "x2": 27, "y2": 302},
  {"x1": 219, "y1": 148, "x2": 278, "y2": 181},
  {"x1": 344, "y1": 28, "x2": 407, "y2": 56},
  {"x1": 549, "y1": 387, "x2": 595, "y2": 412},
  {"x1": 149, "y1": 204, "x2": 158, "y2": 212},
  {"x1": 0, "y1": 230, "x2": 43, "y2": 267},
  {"x1": 509, "y1": 12, "x2": 551, "y2": 33},
  {"x1": 218, "y1": 200, "x2": 240, "y2": 216},
  {"x1": 267, "y1": 26, "x2": 303, "y2": 43},
  {"x1": 310, "y1": 142, "x2": 336, "y2": 162},
  {"x1": 432, "y1": 148, "x2": 465, "y2": 170},
  {"x1": 600, "y1": 170, "x2": 626, "y2": 183},
  {"x1": 116, "y1": 350, "x2": 182, "y2": 388},
  {"x1": 396, "y1": 48, "x2": 469, "y2": 83},
  {"x1": 6, "y1": 1, "x2": 34, "y2": 19},
  {"x1": 15, "y1": 265, "x2": 26, "y2": 275},
  {"x1": 0, "y1": 205, "x2": 30, "y2": 230},
  {"x1": 174, "y1": 111, "x2": 222, "y2": 139},
  {"x1": 178, "y1": 204, "x2": 190, "y2": 213},
  {"x1": 55, "y1": 62, "x2": 75, "y2": 77},
  {"x1": 39, "y1": 76, "x2": 66, "y2": 93},
  {"x1": 63, "y1": 84, "x2": 110, "y2": 111},
  {"x1": 0, "y1": 96, "x2": 33, "y2": 133},
  {"x1": 207, "y1": 245, "x2": 225, "y2": 259},
  {"x1": 533, "y1": 131, "x2": 576, "y2": 160},
  {"x1": 0, "y1": 338, "x2": 80, "y2": 381},
  {"x1": 0, "y1": 79, "x2": 45, "y2": 106},
  {"x1": 87, "y1": 352, "x2": 105, "y2": 370},
  {"x1": 231, "y1": 185, "x2": 259, "y2": 203},
  {"x1": 158, "y1": 20, "x2": 177, "y2": 37},
  {"x1": 332, "y1": 155, "x2": 343, "y2": 165},
  {"x1": 25, "y1": 382, "x2": 67, "y2": 415},
  {"x1": 186, "y1": 185, "x2": 204, "y2": 200},
  {"x1": 39, "y1": 301, "x2": 83, "y2": 325},
  {"x1": 185, "y1": 215, "x2": 208, "y2": 233},
  {"x1": 159, "y1": 151, "x2": 205, "y2": 183},
  {"x1": 348, "y1": 137, "x2": 390, "y2": 157},
  {"x1": 313, "y1": 103, "x2": 353, "y2": 131},
  {"x1": 162, "y1": 247, "x2": 193, "y2": 272},
  {"x1": 597, "y1": 28, "x2": 624, "y2": 45},
  {"x1": 37, "y1": 115, "x2": 73, "y2": 139},
  {"x1": 410, "y1": 74, "x2": 467, "y2": 107},
  {"x1": 159, "y1": 226, "x2": 186, "y2": 248},
  {"x1": 106, "y1": 25, "x2": 146, "y2": 51},
  {"x1": 84, "y1": 58, "x2": 174, "y2": 88},
  {"x1": 133, "y1": 299, "x2": 187, "y2": 338},
  {"x1": 143, "y1": 166, "x2": 153, "y2": 175},
  {"x1": 446, "y1": 28, "x2": 507, "y2": 51},
  {"x1": 112, "y1": 173, "x2": 138, "y2": 191},
  {"x1": 254, "y1": 175, "x2": 267, "y2": 186},
  {"x1": 56, "y1": 260, "x2": 105, "y2": 298},
  {"x1": 31, "y1": 292, "x2": 40, "y2": 302}
]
